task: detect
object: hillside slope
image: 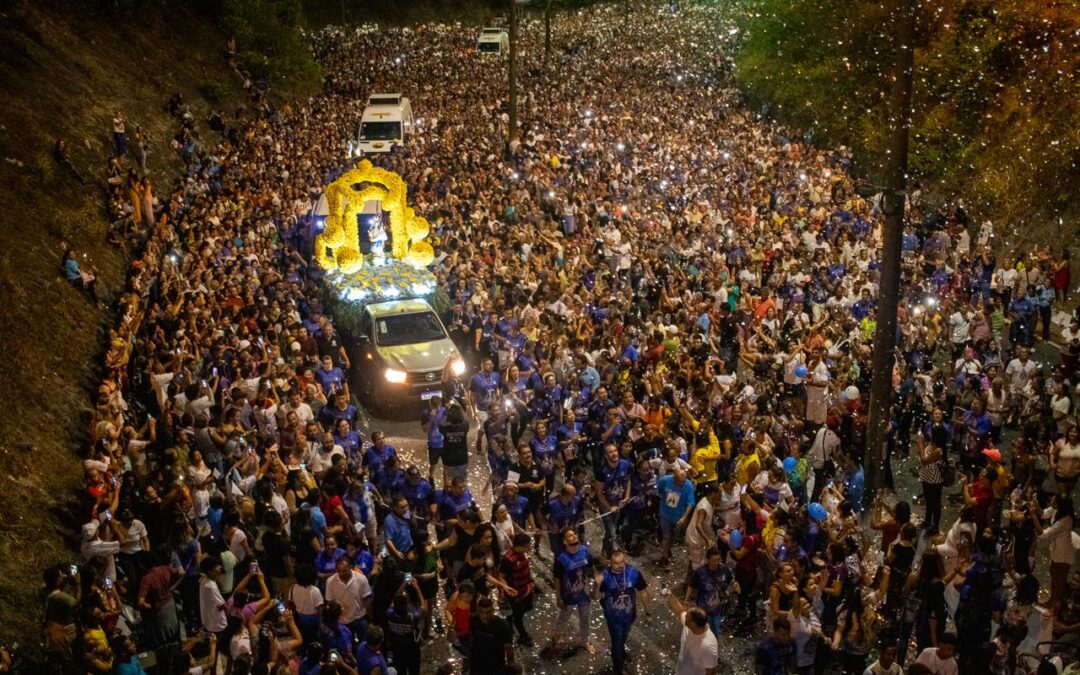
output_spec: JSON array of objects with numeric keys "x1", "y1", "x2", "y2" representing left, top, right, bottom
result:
[{"x1": 0, "y1": 0, "x2": 246, "y2": 645}]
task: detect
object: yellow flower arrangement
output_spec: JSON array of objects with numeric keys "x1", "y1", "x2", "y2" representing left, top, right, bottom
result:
[{"x1": 315, "y1": 160, "x2": 436, "y2": 273}]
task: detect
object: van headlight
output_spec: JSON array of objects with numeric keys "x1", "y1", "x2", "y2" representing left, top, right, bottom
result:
[
  {"x1": 451, "y1": 358, "x2": 466, "y2": 376},
  {"x1": 384, "y1": 368, "x2": 407, "y2": 384}
]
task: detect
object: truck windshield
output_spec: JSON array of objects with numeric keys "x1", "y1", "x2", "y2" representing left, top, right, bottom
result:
[
  {"x1": 360, "y1": 121, "x2": 401, "y2": 141},
  {"x1": 478, "y1": 41, "x2": 501, "y2": 53},
  {"x1": 375, "y1": 312, "x2": 447, "y2": 346}
]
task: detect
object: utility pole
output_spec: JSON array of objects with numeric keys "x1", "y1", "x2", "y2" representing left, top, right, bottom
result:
[
  {"x1": 544, "y1": 0, "x2": 553, "y2": 66},
  {"x1": 508, "y1": 0, "x2": 520, "y2": 146},
  {"x1": 865, "y1": 0, "x2": 916, "y2": 503}
]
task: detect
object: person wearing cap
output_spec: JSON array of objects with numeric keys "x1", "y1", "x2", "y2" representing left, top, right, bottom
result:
[{"x1": 81, "y1": 517, "x2": 123, "y2": 583}]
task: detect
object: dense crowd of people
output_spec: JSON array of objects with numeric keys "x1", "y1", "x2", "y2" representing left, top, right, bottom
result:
[{"x1": 43, "y1": 3, "x2": 1080, "y2": 675}]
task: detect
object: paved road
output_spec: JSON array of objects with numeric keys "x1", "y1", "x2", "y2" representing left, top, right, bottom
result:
[
  {"x1": 349, "y1": 391, "x2": 734, "y2": 675},
  {"x1": 348, "y1": 339, "x2": 1064, "y2": 674}
]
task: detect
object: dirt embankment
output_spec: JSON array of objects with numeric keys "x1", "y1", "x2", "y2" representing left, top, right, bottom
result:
[{"x1": 0, "y1": 0, "x2": 245, "y2": 646}]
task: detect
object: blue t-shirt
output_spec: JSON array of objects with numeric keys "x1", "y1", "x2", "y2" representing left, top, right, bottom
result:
[
  {"x1": 530, "y1": 434, "x2": 558, "y2": 476},
  {"x1": 598, "y1": 459, "x2": 632, "y2": 504},
  {"x1": 691, "y1": 564, "x2": 733, "y2": 617},
  {"x1": 364, "y1": 445, "x2": 397, "y2": 479},
  {"x1": 384, "y1": 513, "x2": 413, "y2": 555},
  {"x1": 554, "y1": 545, "x2": 593, "y2": 606},
  {"x1": 401, "y1": 479, "x2": 434, "y2": 516},
  {"x1": 354, "y1": 642, "x2": 389, "y2": 675},
  {"x1": 545, "y1": 495, "x2": 584, "y2": 531},
  {"x1": 315, "y1": 367, "x2": 346, "y2": 395},
  {"x1": 469, "y1": 371, "x2": 501, "y2": 407},
  {"x1": 657, "y1": 474, "x2": 695, "y2": 522},
  {"x1": 498, "y1": 495, "x2": 531, "y2": 527},
  {"x1": 599, "y1": 565, "x2": 647, "y2": 623},
  {"x1": 422, "y1": 406, "x2": 446, "y2": 448}
]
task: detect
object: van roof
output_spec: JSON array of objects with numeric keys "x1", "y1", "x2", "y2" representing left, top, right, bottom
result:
[
  {"x1": 365, "y1": 298, "x2": 435, "y2": 316},
  {"x1": 367, "y1": 93, "x2": 402, "y2": 102}
]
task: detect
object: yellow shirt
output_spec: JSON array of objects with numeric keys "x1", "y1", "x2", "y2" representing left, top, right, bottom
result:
[
  {"x1": 692, "y1": 431, "x2": 723, "y2": 483},
  {"x1": 735, "y1": 451, "x2": 761, "y2": 485}
]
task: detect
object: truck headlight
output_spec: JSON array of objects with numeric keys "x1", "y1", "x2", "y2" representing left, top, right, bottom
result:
[
  {"x1": 384, "y1": 368, "x2": 407, "y2": 384},
  {"x1": 451, "y1": 358, "x2": 466, "y2": 376}
]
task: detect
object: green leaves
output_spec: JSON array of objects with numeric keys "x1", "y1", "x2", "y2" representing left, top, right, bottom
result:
[{"x1": 734, "y1": 0, "x2": 1079, "y2": 231}]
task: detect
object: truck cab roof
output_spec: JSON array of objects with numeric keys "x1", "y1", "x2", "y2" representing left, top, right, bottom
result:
[
  {"x1": 365, "y1": 298, "x2": 435, "y2": 318},
  {"x1": 367, "y1": 93, "x2": 403, "y2": 105}
]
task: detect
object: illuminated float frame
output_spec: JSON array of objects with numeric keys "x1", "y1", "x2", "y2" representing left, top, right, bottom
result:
[{"x1": 315, "y1": 159, "x2": 435, "y2": 274}]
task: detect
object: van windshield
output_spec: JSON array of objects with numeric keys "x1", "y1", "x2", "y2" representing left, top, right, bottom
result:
[
  {"x1": 478, "y1": 41, "x2": 502, "y2": 53},
  {"x1": 360, "y1": 121, "x2": 401, "y2": 141},
  {"x1": 375, "y1": 312, "x2": 447, "y2": 346}
]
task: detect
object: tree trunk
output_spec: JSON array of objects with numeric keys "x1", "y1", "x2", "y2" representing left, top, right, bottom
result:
[
  {"x1": 508, "y1": 0, "x2": 519, "y2": 147},
  {"x1": 864, "y1": 0, "x2": 916, "y2": 504},
  {"x1": 544, "y1": 0, "x2": 552, "y2": 65}
]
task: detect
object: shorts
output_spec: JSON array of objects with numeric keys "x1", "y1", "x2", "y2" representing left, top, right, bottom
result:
[
  {"x1": 659, "y1": 514, "x2": 680, "y2": 540},
  {"x1": 444, "y1": 462, "x2": 469, "y2": 485},
  {"x1": 688, "y1": 544, "x2": 706, "y2": 569},
  {"x1": 428, "y1": 444, "x2": 444, "y2": 466}
]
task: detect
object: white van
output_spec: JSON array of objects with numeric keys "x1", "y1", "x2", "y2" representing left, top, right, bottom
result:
[
  {"x1": 355, "y1": 93, "x2": 413, "y2": 154},
  {"x1": 477, "y1": 27, "x2": 509, "y2": 54}
]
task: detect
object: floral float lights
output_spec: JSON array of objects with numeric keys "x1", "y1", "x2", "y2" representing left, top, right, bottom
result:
[{"x1": 315, "y1": 160, "x2": 440, "y2": 309}]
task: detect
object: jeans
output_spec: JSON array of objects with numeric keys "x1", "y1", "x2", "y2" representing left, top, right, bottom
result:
[
  {"x1": 601, "y1": 509, "x2": 621, "y2": 555},
  {"x1": 555, "y1": 603, "x2": 591, "y2": 645},
  {"x1": 347, "y1": 617, "x2": 369, "y2": 643},
  {"x1": 510, "y1": 600, "x2": 531, "y2": 639},
  {"x1": 605, "y1": 616, "x2": 633, "y2": 674}
]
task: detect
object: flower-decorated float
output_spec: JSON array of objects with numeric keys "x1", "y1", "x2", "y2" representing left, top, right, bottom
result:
[{"x1": 316, "y1": 160, "x2": 449, "y2": 334}]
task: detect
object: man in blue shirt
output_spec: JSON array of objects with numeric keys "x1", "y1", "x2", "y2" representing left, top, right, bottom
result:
[
  {"x1": 354, "y1": 625, "x2": 390, "y2": 675},
  {"x1": 688, "y1": 547, "x2": 734, "y2": 636},
  {"x1": 551, "y1": 528, "x2": 594, "y2": 652},
  {"x1": 542, "y1": 484, "x2": 584, "y2": 557},
  {"x1": 656, "y1": 468, "x2": 696, "y2": 566},
  {"x1": 593, "y1": 444, "x2": 632, "y2": 556},
  {"x1": 851, "y1": 288, "x2": 875, "y2": 321},
  {"x1": 364, "y1": 431, "x2": 396, "y2": 484},
  {"x1": 400, "y1": 466, "x2": 435, "y2": 528},
  {"x1": 468, "y1": 358, "x2": 501, "y2": 423},
  {"x1": 577, "y1": 354, "x2": 601, "y2": 392},
  {"x1": 383, "y1": 496, "x2": 413, "y2": 558},
  {"x1": 315, "y1": 355, "x2": 348, "y2": 399},
  {"x1": 595, "y1": 550, "x2": 651, "y2": 675}
]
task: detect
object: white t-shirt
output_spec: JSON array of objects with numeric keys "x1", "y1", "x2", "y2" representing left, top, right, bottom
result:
[
  {"x1": 685, "y1": 498, "x2": 716, "y2": 548},
  {"x1": 199, "y1": 578, "x2": 228, "y2": 632},
  {"x1": 677, "y1": 613, "x2": 719, "y2": 675},
  {"x1": 948, "y1": 312, "x2": 971, "y2": 344},
  {"x1": 119, "y1": 519, "x2": 148, "y2": 554},
  {"x1": 1005, "y1": 358, "x2": 1039, "y2": 393},
  {"x1": 290, "y1": 583, "x2": 324, "y2": 616},
  {"x1": 914, "y1": 647, "x2": 958, "y2": 675},
  {"x1": 325, "y1": 570, "x2": 372, "y2": 624}
]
